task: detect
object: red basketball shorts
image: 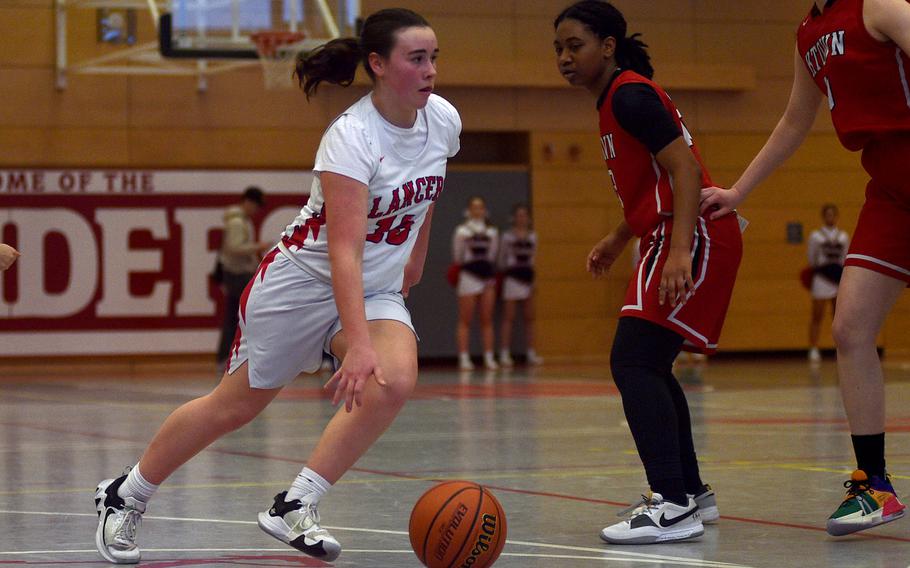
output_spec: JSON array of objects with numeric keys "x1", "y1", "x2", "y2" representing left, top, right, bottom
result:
[
  {"x1": 620, "y1": 213, "x2": 743, "y2": 354},
  {"x1": 845, "y1": 172, "x2": 910, "y2": 284},
  {"x1": 845, "y1": 136, "x2": 910, "y2": 282}
]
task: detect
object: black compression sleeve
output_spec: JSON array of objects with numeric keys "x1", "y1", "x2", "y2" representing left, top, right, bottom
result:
[{"x1": 611, "y1": 83, "x2": 682, "y2": 155}]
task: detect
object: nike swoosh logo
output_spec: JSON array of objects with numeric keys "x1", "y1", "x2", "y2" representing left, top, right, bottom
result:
[
  {"x1": 659, "y1": 507, "x2": 698, "y2": 527},
  {"x1": 289, "y1": 535, "x2": 327, "y2": 557}
]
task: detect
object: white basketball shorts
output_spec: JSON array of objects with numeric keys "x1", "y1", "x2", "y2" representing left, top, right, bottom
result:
[{"x1": 227, "y1": 249, "x2": 415, "y2": 389}]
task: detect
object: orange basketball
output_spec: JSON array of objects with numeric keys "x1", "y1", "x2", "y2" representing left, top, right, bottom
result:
[{"x1": 409, "y1": 481, "x2": 507, "y2": 568}]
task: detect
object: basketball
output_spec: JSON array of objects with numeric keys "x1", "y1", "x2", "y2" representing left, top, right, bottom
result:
[{"x1": 409, "y1": 481, "x2": 507, "y2": 568}]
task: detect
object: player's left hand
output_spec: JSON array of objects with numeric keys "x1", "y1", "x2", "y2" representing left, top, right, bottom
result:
[
  {"x1": 659, "y1": 248, "x2": 695, "y2": 307},
  {"x1": 324, "y1": 343, "x2": 387, "y2": 412},
  {"x1": 401, "y1": 264, "x2": 423, "y2": 298}
]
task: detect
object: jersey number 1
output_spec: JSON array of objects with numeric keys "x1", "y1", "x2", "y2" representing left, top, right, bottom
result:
[{"x1": 824, "y1": 77, "x2": 836, "y2": 110}]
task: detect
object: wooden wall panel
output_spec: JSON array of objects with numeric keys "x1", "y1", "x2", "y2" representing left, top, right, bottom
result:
[
  {"x1": 708, "y1": 170, "x2": 870, "y2": 207},
  {"x1": 700, "y1": 134, "x2": 862, "y2": 171},
  {"x1": 535, "y1": 206, "x2": 615, "y2": 245},
  {"x1": 695, "y1": 1, "x2": 807, "y2": 23},
  {"x1": 429, "y1": 16, "x2": 514, "y2": 63},
  {"x1": 0, "y1": 8, "x2": 54, "y2": 66},
  {"x1": 696, "y1": 22, "x2": 796, "y2": 80},
  {"x1": 515, "y1": 89, "x2": 600, "y2": 131},
  {"x1": 128, "y1": 72, "x2": 333, "y2": 129},
  {"x1": 0, "y1": 68, "x2": 128, "y2": 127},
  {"x1": 532, "y1": 169, "x2": 613, "y2": 206},
  {"x1": 438, "y1": 88, "x2": 519, "y2": 131},
  {"x1": 536, "y1": 316, "x2": 615, "y2": 359},
  {"x1": 128, "y1": 129, "x2": 322, "y2": 168},
  {"x1": 535, "y1": 280, "x2": 612, "y2": 318},
  {"x1": 0, "y1": 127, "x2": 130, "y2": 166}
]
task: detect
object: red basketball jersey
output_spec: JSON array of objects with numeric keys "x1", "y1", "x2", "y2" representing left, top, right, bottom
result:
[
  {"x1": 598, "y1": 71, "x2": 713, "y2": 237},
  {"x1": 797, "y1": 0, "x2": 910, "y2": 151}
]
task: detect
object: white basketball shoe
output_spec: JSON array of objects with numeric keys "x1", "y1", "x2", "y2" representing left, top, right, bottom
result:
[
  {"x1": 258, "y1": 491, "x2": 342, "y2": 562},
  {"x1": 600, "y1": 493, "x2": 703, "y2": 544}
]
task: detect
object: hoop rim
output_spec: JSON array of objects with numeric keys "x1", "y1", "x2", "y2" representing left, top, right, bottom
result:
[{"x1": 250, "y1": 30, "x2": 307, "y2": 58}]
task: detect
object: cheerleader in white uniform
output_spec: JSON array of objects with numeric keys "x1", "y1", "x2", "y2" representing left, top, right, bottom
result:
[
  {"x1": 807, "y1": 203, "x2": 850, "y2": 363},
  {"x1": 452, "y1": 196, "x2": 499, "y2": 370},
  {"x1": 497, "y1": 204, "x2": 542, "y2": 366}
]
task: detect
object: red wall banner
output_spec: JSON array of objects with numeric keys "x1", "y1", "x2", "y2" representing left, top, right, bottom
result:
[{"x1": 0, "y1": 169, "x2": 312, "y2": 356}]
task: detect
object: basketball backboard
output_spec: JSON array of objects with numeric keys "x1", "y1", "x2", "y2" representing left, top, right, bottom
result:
[{"x1": 158, "y1": 0, "x2": 359, "y2": 59}]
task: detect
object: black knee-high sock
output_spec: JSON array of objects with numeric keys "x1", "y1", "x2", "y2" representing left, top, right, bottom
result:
[
  {"x1": 664, "y1": 372, "x2": 705, "y2": 495},
  {"x1": 852, "y1": 433, "x2": 886, "y2": 479},
  {"x1": 610, "y1": 317, "x2": 687, "y2": 506}
]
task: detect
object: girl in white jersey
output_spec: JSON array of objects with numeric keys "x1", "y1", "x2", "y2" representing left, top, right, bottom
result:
[
  {"x1": 452, "y1": 196, "x2": 499, "y2": 371},
  {"x1": 93, "y1": 8, "x2": 461, "y2": 565},
  {"x1": 497, "y1": 203, "x2": 543, "y2": 367}
]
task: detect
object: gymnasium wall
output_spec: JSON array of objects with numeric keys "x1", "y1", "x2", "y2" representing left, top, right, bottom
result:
[{"x1": 1, "y1": 0, "x2": 907, "y2": 359}]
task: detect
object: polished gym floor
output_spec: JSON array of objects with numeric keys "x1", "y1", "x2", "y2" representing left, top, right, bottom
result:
[{"x1": 2, "y1": 355, "x2": 910, "y2": 567}]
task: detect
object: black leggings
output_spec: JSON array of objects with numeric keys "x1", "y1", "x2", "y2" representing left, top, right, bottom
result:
[{"x1": 610, "y1": 317, "x2": 704, "y2": 500}]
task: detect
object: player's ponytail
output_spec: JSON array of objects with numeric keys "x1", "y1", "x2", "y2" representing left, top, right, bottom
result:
[
  {"x1": 554, "y1": 0, "x2": 654, "y2": 79},
  {"x1": 617, "y1": 33, "x2": 653, "y2": 80},
  {"x1": 295, "y1": 8, "x2": 431, "y2": 99},
  {"x1": 295, "y1": 38, "x2": 361, "y2": 98}
]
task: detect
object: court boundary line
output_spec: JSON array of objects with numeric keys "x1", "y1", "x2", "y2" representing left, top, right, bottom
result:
[
  {"x1": 3, "y1": 421, "x2": 910, "y2": 544},
  {"x1": 0, "y1": 510, "x2": 753, "y2": 568}
]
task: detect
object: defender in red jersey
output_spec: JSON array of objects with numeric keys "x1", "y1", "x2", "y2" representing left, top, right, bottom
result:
[
  {"x1": 701, "y1": 0, "x2": 910, "y2": 537},
  {"x1": 555, "y1": 0, "x2": 742, "y2": 545}
]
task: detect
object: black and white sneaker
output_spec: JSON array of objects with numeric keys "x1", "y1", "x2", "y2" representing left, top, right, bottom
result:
[
  {"x1": 94, "y1": 473, "x2": 146, "y2": 564},
  {"x1": 600, "y1": 493, "x2": 703, "y2": 544},
  {"x1": 258, "y1": 491, "x2": 342, "y2": 561},
  {"x1": 691, "y1": 484, "x2": 719, "y2": 524}
]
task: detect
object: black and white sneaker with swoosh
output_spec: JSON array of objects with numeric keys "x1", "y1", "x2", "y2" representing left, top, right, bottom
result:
[
  {"x1": 691, "y1": 484, "x2": 719, "y2": 524},
  {"x1": 600, "y1": 493, "x2": 703, "y2": 544},
  {"x1": 94, "y1": 472, "x2": 145, "y2": 564},
  {"x1": 258, "y1": 491, "x2": 342, "y2": 561}
]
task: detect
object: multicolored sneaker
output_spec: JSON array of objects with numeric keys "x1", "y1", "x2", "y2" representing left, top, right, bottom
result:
[
  {"x1": 600, "y1": 493, "x2": 703, "y2": 544},
  {"x1": 691, "y1": 484, "x2": 719, "y2": 524},
  {"x1": 826, "y1": 470, "x2": 906, "y2": 536},
  {"x1": 258, "y1": 491, "x2": 342, "y2": 561}
]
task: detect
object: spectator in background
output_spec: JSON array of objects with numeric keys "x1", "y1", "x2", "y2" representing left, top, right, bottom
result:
[
  {"x1": 216, "y1": 186, "x2": 269, "y2": 370},
  {"x1": 452, "y1": 196, "x2": 499, "y2": 371},
  {"x1": 497, "y1": 203, "x2": 543, "y2": 367},
  {"x1": 0, "y1": 243, "x2": 19, "y2": 271},
  {"x1": 807, "y1": 203, "x2": 849, "y2": 363}
]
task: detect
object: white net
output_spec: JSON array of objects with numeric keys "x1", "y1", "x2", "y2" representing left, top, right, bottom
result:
[{"x1": 252, "y1": 32, "x2": 307, "y2": 90}]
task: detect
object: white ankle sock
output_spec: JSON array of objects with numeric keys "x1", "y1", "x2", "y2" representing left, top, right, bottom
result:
[
  {"x1": 483, "y1": 351, "x2": 496, "y2": 362},
  {"x1": 286, "y1": 467, "x2": 332, "y2": 505},
  {"x1": 118, "y1": 463, "x2": 158, "y2": 503}
]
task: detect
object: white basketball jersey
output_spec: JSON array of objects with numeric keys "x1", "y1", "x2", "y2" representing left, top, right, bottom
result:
[{"x1": 279, "y1": 93, "x2": 461, "y2": 294}]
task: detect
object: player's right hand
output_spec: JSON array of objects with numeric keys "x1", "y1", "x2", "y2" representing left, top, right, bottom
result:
[
  {"x1": 587, "y1": 234, "x2": 626, "y2": 278},
  {"x1": 699, "y1": 186, "x2": 743, "y2": 220},
  {"x1": 324, "y1": 343, "x2": 387, "y2": 412}
]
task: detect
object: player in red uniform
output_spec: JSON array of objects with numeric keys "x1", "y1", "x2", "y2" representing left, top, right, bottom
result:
[
  {"x1": 554, "y1": 0, "x2": 743, "y2": 544},
  {"x1": 700, "y1": 0, "x2": 910, "y2": 537}
]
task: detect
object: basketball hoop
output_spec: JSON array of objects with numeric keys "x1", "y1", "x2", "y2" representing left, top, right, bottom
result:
[{"x1": 251, "y1": 31, "x2": 307, "y2": 90}]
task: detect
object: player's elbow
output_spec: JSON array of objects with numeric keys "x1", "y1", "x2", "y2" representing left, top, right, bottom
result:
[{"x1": 670, "y1": 155, "x2": 702, "y2": 186}]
